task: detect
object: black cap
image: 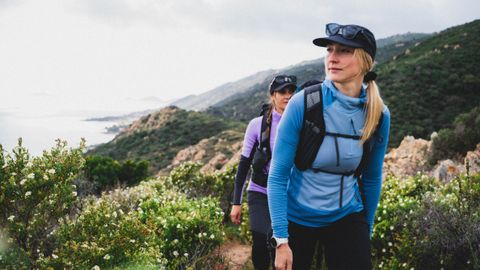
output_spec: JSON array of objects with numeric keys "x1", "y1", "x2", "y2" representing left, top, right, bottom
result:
[
  {"x1": 313, "y1": 23, "x2": 376, "y2": 60},
  {"x1": 269, "y1": 75, "x2": 297, "y2": 95}
]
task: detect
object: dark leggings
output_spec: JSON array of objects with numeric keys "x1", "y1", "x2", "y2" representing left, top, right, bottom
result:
[
  {"x1": 248, "y1": 191, "x2": 275, "y2": 270},
  {"x1": 288, "y1": 212, "x2": 372, "y2": 270}
]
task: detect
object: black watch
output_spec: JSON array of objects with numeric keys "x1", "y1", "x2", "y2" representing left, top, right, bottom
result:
[{"x1": 269, "y1": 236, "x2": 288, "y2": 248}]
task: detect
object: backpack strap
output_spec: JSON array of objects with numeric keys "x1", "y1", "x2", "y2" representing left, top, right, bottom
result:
[
  {"x1": 294, "y1": 84, "x2": 325, "y2": 170},
  {"x1": 259, "y1": 104, "x2": 272, "y2": 160}
]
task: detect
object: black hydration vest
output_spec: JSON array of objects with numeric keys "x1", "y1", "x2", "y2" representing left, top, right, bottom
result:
[
  {"x1": 250, "y1": 104, "x2": 272, "y2": 188},
  {"x1": 295, "y1": 82, "x2": 384, "y2": 208}
]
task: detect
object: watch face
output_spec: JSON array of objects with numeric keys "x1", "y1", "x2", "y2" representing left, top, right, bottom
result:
[{"x1": 269, "y1": 237, "x2": 277, "y2": 249}]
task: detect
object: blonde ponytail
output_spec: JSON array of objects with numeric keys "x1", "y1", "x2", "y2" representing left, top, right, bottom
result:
[{"x1": 354, "y1": 49, "x2": 384, "y2": 144}]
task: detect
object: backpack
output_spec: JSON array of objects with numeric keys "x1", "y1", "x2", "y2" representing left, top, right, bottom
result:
[
  {"x1": 250, "y1": 104, "x2": 272, "y2": 188},
  {"x1": 294, "y1": 82, "x2": 384, "y2": 207}
]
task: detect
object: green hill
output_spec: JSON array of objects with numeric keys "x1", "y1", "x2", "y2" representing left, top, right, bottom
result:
[
  {"x1": 88, "y1": 106, "x2": 245, "y2": 173},
  {"x1": 377, "y1": 19, "x2": 480, "y2": 146}
]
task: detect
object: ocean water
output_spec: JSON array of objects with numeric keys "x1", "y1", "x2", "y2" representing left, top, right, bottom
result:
[
  {"x1": 0, "y1": 97, "x2": 166, "y2": 157},
  {"x1": 0, "y1": 111, "x2": 117, "y2": 156}
]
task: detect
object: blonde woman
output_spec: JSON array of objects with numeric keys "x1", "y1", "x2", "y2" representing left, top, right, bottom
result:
[{"x1": 267, "y1": 23, "x2": 390, "y2": 270}]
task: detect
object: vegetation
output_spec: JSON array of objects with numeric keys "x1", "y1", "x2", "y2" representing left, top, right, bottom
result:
[
  {"x1": 372, "y1": 171, "x2": 480, "y2": 269},
  {"x1": 0, "y1": 139, "x2": 85, "y2": 269},
  {"x1": 79, "y1": 155, "x2": 149, "y2": 195},
  {"x1": 1, "y1": 140, "x2": 480, "y2": 269},
  {"x1": 89, "y1": 106, "x2": 245, "y2": 173},
  {"x1": 378, "y1": 19, "x2": 480, "y2": 146},
  {"x1": 1, "y1": 141, "x2": 229, "y2": 269},
  {"x1": 428, "y1": 106, "x2": 480, "y2": 164}
]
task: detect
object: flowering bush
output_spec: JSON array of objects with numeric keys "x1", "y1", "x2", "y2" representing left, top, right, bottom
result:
[
  {"x1": 372, "y1": 172, "x2": 480, "y2": 269},
  {"x1": 0, "y1": 138, "x2": 85, "y2": 269},
  {"x1": 165, "y1": 162, "x2": 235, "y2": 221},
  {"x1": 140, "y1": 195, "x2": 224, "y2": 269},
  {"x1": 43, "y1": 176, "x2": 224, "y2": 269}
]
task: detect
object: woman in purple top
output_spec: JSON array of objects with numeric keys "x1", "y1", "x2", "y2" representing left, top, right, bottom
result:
[{"x1": 230, "y1": 75, "x2": 297, "y2": 270}]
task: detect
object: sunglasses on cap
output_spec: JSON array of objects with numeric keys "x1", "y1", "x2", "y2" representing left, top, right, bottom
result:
[
  {"x1": 326, "y1": 23, "x2": 374, "y2": 47},
  {"x1": 272, "y1": 75, "x2": 297, "y2": 85}
]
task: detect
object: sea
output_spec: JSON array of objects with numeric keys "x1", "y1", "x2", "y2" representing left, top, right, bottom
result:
[{"x1": 0, "y1": 98, "x2": 166, "y2": 157}]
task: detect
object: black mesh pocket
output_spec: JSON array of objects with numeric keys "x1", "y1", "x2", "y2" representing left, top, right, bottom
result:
[{"x1": 251, "y1": 171, "x2": 268, "y2": 187}]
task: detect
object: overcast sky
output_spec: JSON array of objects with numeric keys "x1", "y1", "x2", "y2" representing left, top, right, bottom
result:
[{"x1": 0, "y1": 0, "x2": 478, "y2": 114}]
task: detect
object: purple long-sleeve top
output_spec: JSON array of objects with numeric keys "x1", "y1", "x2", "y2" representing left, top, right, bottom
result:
[{"x1": 231, "y1": 109, "x2": 282, "y2": 204}]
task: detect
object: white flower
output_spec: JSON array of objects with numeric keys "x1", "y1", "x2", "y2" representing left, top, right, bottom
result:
[
  {"x1": 52, "y1": 254, "x2": 58, "y2": 259},
  {"x1": 27, "y1": 173, "x2": 35, "y2": 179},
  {"x1": 173, "y1": 239, "x2": 179, "y2": 244},
  {"x1": 72, "y1": 191, "x2": 77, "y2": 197},
  {"x1": 47, "y1": 169, "x2": 56, "y2": 174},
  {"x1": 25, "y1": 191, "x2": 32, "y2": 198},
  {"x1": 7, "y1": 215, "x2": 15, "y2": 221},
  {"x1": 184, "y1": 253, "x2": 189, "y2": 257},
  {"x1": 91, "y1": 265, "x2": 100, "y2": 270},
  {"x1": 210, "y1": 234, "x2": 215, "y2": 239},
  {"x1": 198, "y1": 233, "x2": 202, "y2": 238},
  {"x1": 103, "y1": 254, "x2": 110, "y2": 260},
  {"x1": 389, "y1": 226, "x2": 394, "y2": 230},
  {"x1": 173, "y1": 251, "x2": 179, "y2": 257},
  {"x1": 388, "y1": 242, "x2": 392, "y2": 247},
  {"x1": 20, "y1": 179, "x2": 27, "y2": 185},
  {"x1": 129, "y1": 239, "x2": 136, "y2": 243}
]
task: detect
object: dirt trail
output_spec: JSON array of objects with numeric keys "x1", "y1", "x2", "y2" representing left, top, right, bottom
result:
[{"x1": 218, "y1": 241, "x2": 251, "y2": 270}]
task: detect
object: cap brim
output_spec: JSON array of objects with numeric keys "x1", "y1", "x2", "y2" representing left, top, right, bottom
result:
[
  {"x1": 313, "y1": 36, "x2": 363, "y2": 49},
  {"x1": 272, "y1": 82, "x2": 296, "y2": 92}
]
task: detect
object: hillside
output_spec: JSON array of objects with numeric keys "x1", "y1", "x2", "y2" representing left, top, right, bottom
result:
[
  {"x1": 171, "y1": 69, "x2": 277, "y2": 111},
  {"x1": 88, "y1": 106, "x2": 245, "y2": 173},
  {"x1": 205, "y1": 33, "x2": 432, "y2": 122},
  {"x1": 377, "y1": 19, "x2": 480, "y2": 146}
]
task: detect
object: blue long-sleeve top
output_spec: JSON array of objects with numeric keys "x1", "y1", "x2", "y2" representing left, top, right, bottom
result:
[{"x1": 267, "y1": 80, "x2": 390, "y2": 238}]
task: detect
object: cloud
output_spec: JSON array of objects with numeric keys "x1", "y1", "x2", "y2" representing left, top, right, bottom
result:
[{"x1": 63, "y1": 0, "x2": 480, "y2": 43}]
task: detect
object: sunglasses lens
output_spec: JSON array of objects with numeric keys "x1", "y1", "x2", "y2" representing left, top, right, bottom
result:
[
  {"x1": 274, "y1": 76, "x2": 296, "y2": 84},
  {"x1": 326, "y1": 23, "x2": 340, "y2": 36},
  {"x1": 342, "y1": 25, "x2": 360, "y2": 39}
]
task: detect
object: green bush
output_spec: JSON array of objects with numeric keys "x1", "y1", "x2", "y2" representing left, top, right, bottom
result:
[
  {"x1": 0, "y1": 138, "x2": 85, "y2": 269},
  {"x1": 429, "y1": 106, "x2": 480, "y2": 164},
  {"x1": 372, "y1": 173, "x2": 480, "y2": 269},
  {"x1": 164, "y1": 162, "x2": 236, "y2": 221},
  {"x1": 44, "y1": 177, "x2": 224, "y2": 269},
  {"x1": 81, "y1": 155, "x2": 149, "y2": 195}
]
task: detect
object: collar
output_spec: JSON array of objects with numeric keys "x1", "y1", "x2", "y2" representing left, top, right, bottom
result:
[
  {"x1": 272, "y1": 108, "x2": 282, "y2": 121},
  {"x1": 324, "y1": 80, "x2": 367, "y2": 108}
]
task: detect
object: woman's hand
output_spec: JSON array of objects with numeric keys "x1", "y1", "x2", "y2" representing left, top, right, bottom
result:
[
  {"x1": 275, "y1": 244, "x2": 293, "y2": 270},
  {"x1": 230, "y1": 205, "x2": 242, "y2": 224}
]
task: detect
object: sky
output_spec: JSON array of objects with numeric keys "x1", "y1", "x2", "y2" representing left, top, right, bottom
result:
[{"x1": 0, "y1": 0, "x2": 479, "y2": 115}]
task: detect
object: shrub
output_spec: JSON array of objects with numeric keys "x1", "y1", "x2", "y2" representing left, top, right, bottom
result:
[
  {"x1": 0, "y1": 138, "x2": 85, "y2": 269},
  {"x1": 81, "y1": 155, "x2": 150, "y2": 195},
  {"x1": 164, "y1": 162, "x2": 235, "y2": 221},
  {"x1": 45, "y1": 177, "x2": 224, "y2": 269},
  {"x1": 372, "y1": 172, "x2": 480, "y2": 269},
  {"x1": 429, "y1": 106, "x2": 480, "y2": 164}
]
